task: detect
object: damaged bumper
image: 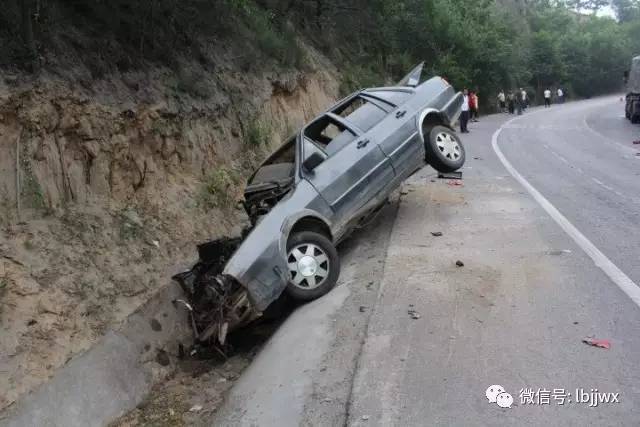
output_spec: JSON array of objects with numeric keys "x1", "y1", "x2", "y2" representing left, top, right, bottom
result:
[{"x1": 172, "y1": 238, "x2": 260, "y2": 345}]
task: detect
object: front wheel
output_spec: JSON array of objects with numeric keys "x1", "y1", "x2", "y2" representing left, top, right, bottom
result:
[
  {"x1": 425, "y1": 125, "x2": 466, "y2": 173},
  {"x1": 285, "y1": 231, "x2": 340, "y2": 301}
]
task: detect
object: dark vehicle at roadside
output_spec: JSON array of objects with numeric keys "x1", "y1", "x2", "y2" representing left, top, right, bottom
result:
[
  {"x1": 625, "y1": 56, "x2": 640, "y2": 124},
  {"x1": 174, "y1": 64, "x2": 466, "y2": 343}
]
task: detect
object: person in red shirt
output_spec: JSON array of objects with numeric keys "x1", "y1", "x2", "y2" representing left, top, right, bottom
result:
[{"x1": 469, "y1": 91, "x2": 480, "y2": 122}]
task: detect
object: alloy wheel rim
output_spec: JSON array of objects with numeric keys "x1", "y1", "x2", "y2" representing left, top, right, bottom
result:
[
  {"x1": 435, "y1": 132, "x2": 461, "y2": 160},
  {"x1": 287, "y1": 243, "x2": 330, "y2": 290}
]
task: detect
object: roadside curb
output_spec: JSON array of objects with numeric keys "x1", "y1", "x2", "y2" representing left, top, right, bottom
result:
[
  {"x1": 209, "y1": 195, "x2": 401, "y2": 427},
  {"x1": 0, "y1": 282, "x2": 191, "y2": 427}
]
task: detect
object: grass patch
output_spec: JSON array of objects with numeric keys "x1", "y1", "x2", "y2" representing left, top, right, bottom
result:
[
  {"x1": 238, "y1": 4, "x2": 306, "y2": 68},
  {"x1": 339, "y1": 64, "x2": 385, "y2": 96},
  {"x1": 245, "y1": 120, "x2": 272, "y2": 147},
  {"x1": 20, "y1": 152, "x2": 47, "y2": 212},
  {"x1": 118, "y1": 210, "x2": 144, "y2": 241},
  {"x1": 198, "y1": 167, "x2": 242, "y2": 210},
  {"x1": 176, "y1": 67, "x2": 215, "y2": 99}
]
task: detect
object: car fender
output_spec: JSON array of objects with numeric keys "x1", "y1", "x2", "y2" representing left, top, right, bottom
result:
[
  {"x1": 416, "y1": 107, "x2": 442, "y2": 143},
  {"x1": 223, "y1": 180, "x2": 333, "y2": 311},
  {"x1": 280, "y1": 209, "x2": 335, "y2": 254}
]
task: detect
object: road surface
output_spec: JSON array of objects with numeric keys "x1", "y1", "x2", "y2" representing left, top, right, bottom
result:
[{"x1": 211, "y1": 96, "x2": 640, "y2": 426}]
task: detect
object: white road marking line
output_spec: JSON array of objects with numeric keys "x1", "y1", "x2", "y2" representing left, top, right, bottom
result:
[
  {"x1": 493, "y1": 117, "x2": 640, "y2": 309},
  {"x1": 591, "y1": 177, "x2": 614, "y2": 191},
  {"x1": 547, "y1": 146, "x2": 570, "y2": 165}
]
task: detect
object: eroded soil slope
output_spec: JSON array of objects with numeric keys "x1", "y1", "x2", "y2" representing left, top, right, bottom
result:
[{"x1": 0, "y1": 44, "x2": 339, "y2": 410}]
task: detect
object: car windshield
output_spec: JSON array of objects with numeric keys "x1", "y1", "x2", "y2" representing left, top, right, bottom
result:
[{"x1": 248, "y1": 135, "x2": 296, "y2": 185}]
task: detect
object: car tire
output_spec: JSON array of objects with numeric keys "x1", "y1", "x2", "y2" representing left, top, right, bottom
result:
[
  {"x1": 425, "y1": 125, "x2": 466, "y2": 173},
  {"x1": 285, "y1": 231, "x2": 340, "y2": 301}
]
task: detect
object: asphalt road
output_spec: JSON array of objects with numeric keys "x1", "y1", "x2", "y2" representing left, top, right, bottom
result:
[
  {"x1": 350, "y1": 97, "x2": 640, "y2": 426},
  {"x1": 211, "y1": 97, "x2": 640, "y2": 427}
]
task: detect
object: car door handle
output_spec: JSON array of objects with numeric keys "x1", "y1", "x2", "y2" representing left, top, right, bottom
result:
[
  {"x1": 395, "y1": 110, "x2": 407, "y2": 118},
  {"x1": 356, "y1": 139, "x2": 370, "y2": 149}
]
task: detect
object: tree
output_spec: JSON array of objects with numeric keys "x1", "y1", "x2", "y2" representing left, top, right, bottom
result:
[
  {"x1": 611, "y1": 0, "x2": 640, "y2": 22},
  {"x1": 19, "y1": 0, "x2": 37, "y2": 69}
]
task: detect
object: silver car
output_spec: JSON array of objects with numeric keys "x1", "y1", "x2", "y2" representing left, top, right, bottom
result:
[
  {"x1": 226, "y1": 64, "x2": 464, "y2": 309},
  {"x1": 175, "y1": 64, "x2": 465, "y2": 341}
]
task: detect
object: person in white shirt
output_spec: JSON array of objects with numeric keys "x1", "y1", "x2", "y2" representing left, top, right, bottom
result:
[
  {"x1": 518, "y1": 88, "x2": 527, "y2": 114},
  {"x1": 557, "y1": 88, "x2": 564, "y2": 104},
  {"x1": 497, "y1": 91, "x2": 506, "y2": 113},
  {"x1": 544, "y1": 88, "x2": 552, "y2": 108},
  {"x1": 460, "y1": 89, "x2": 470, "y2": 133}
]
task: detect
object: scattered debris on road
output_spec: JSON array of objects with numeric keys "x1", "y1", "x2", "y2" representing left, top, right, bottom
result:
[
  {"x1": 189, "y1": 404, "x2": 203, "y2": 412},
  {"x1": 408, "y1": 310, "x2": 421, "y2": 319},
  {"x1": 448, "y1": 180, "x2": 464, "y2": 187},
  {"x1": 582, "y1": 337, "x2": 611, "y2": 349},
  {"x1": 456, "y1": 260, "x2": 465, "y2": 267},
  {"x1": 359, "y1": 306, "x2": 367, "y2": 313},
  {"x1": 431, "y1": 231, "x2": 443, "y2": 237},
  {"x1": 438, "y1": 171, "x2": 463, "y2": 180},
  {"x1": 547, "y1": 249, "x2": 572, "y2": 256}
]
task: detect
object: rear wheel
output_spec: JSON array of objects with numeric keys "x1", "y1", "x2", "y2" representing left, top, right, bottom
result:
[
  {"x1": 285, "y1": 231, "x2": 340, "y2": 301},
  {"x1": 425, "y1": 125, "x2": 466, "y2": 172}
]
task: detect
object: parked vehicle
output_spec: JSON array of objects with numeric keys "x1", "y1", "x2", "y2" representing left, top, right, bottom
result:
[
  {"x1": 174, "y1": 64, "x2": 465, "y2": 343},
  {"x1": 625, "y1": 56, "x2": 640, "y2": 124}
]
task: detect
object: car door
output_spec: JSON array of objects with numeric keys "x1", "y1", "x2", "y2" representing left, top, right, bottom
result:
[
  {"x1": 362, "y1": 89, "x2": 423, "y2": 181},
  {"x1": 302, "y1": 113, "x2": 394, "y2": 228}
]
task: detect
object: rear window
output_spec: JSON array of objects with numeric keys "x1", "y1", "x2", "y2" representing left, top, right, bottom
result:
[
  {"x1": 334, "y1": 97, "x2": 387, "y2": 132},
  {"x1": 366, "y1": 90, "x2": 412, "y2": 106}
]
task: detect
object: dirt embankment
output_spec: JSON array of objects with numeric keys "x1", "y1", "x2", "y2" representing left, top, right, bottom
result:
[{"x1": 0, "y1": 50, "x2": 339, "y2": 410}]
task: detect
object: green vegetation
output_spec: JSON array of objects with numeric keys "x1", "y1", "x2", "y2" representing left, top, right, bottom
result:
[
  {"x1": 19, "y1": 149, "x2": 47, "y2": 213},
  {"x1": 118, "y1": 209, "x2": 144, "y2": 241},
  {"x1": 198, "y1": 167, "x2": 242, "y2": 210},
  {"x1": 310, "y1": 0, "x2": 640, "y2": 101},
  {"x1": 2, "y1": 0, "x2": 639, "y2": 102},
  {"x1": 245, "y1": 120, "x2": 272, "y2": 147}
]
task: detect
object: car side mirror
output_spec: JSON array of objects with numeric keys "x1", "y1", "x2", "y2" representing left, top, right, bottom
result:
[{"x1": 303, "y1": 151, "x2": 325, "y2": 172}]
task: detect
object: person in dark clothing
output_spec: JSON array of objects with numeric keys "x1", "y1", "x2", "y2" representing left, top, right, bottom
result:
[
  {"x1": 460, "y1": 89, "x2": 470, "y2": 133},
  {"x1": 507, "y1": 91, "x2": 516, "y2": 114}
]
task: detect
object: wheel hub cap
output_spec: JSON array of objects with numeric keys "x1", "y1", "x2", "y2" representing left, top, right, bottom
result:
[
  {"x1": 287, "y1": 243, "x2": 330, "y2": 290},
  {"x1": 298, "y1": 256, "x2": 318, "y2": 277},
  {"x1": 436, "y1": 132, "x2": 461, "y2": 160}
]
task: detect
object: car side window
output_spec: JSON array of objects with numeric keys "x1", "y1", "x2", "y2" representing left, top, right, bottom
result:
[
  {"x1": 304, "y1": 116, "x2": 356, "y2": 156},
  {"x1": 333, "y1": 96, "x2": 388, "y2": 132}
]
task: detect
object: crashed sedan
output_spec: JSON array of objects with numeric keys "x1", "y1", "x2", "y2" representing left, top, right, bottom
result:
[{"x1": 174, "y1": 64, "x2": 465, "y2": 343}]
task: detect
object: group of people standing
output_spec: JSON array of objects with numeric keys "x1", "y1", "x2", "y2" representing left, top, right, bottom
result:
[
  {"x1": 459, "y1": 89, "x2": 480, "y2": 133},
  {"x1": 459, "y1": 86, "x2": 567, "y2": 133},
  {"x1": 543, "y1": 87, "x2": 565, "y2": 107},
  {"x1": 497, "y1": 89, "x2": 529, "y2": 115},
  {"x1": 496, "y1": 88, "x2": 565, "y2": 114}
]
